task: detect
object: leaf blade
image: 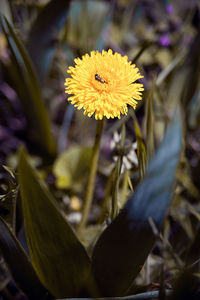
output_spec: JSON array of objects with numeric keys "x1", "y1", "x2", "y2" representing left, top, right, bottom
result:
[
  {"x1": 27, "y1": 0, "x2": 70, "y2": 82},
  {"x1": 18, "y1": 148, "x2": 91, "y2": 298},
  {"x1": 53, "y1": 146, "x2": 92, "y2": 189},
  {"x1": 0, "y1": 217, "x2": 47, "y2": 299},
  {"x1": 0, "y1": 15, "x2": 56, "y2": 157},
  {"x1": 92, "y1": 113, "x2": 182, "y2": 296},
  {"x1": 130, "y1": 110, "x2": 147, "y2": 180}
]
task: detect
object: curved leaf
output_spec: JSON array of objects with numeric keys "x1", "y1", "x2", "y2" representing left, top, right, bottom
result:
[
  {"x1": 27, "y1": 0, "x2": 70, "y2": 82},
  {"x1": 0, "y1": 15, "x2": 56, "y2": 157},
  {"x1": 92, "y1": 113, "x2": 182, "y2": 296},
  {"x1": 0, "y1": 217, "x2": 47, "y2": 299},
  {"x1": 53, "y1": 146, "x2": 92, "y2": 189},
  {"x1": 130, "y1": 110, "x2": 147, "y2": 180},
  {"x1": 18, "y1": 148, "x2": 91, "y2": 298}
]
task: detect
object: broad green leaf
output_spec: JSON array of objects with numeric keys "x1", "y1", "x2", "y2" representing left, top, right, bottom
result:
[
  {"x1": 18, "y1": 148, "x2": 91, "y2": 298},
  {"x1": 53, "y1": 146, "x2": 92, "y2": 189},
  {"x1": 27, "y1": 0, "x2": 70, "y2": 83},
  {"x1": 92, "y1": 113, "x2": 182, "y2": 296},
  {"x1": 0, "y1": 217, "x2": 47, "y2": 299},
  {"x1": 0, "y1": 15, "x2": 56, "y2": 157}
]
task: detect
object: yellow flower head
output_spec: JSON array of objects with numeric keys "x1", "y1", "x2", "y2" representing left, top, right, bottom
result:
[{"x1": 65, "y1": 49, "x2": 144, "y2": 120}]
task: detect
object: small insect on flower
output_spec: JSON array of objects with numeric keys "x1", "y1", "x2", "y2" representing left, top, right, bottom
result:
[
  {"x1": 95, "y1": 73, "x2": 108, "y2": 84},
  {"x1": 65, "y1": 49, "x2": 144, "y2": 120}
]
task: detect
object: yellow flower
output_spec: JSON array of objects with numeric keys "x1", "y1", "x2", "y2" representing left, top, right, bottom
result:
[{"x1": 65, "y1": 49, "x2": 144, "y2": 120}]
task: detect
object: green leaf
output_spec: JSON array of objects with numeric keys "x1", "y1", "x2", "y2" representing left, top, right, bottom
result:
[
  {"x1": 130, "y1": 110, "x2": 147, "y2": 180},
  {"x1": 111, "y1": 125, "x2": 126, "y2": 220},
  {"x1": 0, "y1": 15, "x2": 56, "y2": 157},
  {"x1": 144, "y1": 89, "x2": 155, "y2": 161},
  {"x1": 18, "y1": 148, "x2": 91, "y2": 298},
  {"x1": 0, "y1": 0, "x2": 13, "y2": 24},
  {"x1": 53, "y1": 146, "x2": 92, "y2": 189},
  {"x1": 27, "y1": 0, "x2": 70, "y2": 83},
  {"x1": 92, "y1": 113, "x2": 182, "y2": 296},
  {"x1": 0, "y1": 217, "x2": 47, "y2": 299}
]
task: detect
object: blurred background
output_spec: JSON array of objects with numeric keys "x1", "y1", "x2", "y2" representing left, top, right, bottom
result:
[{"x1": 0, "y1": 0, "x2": 200, "y2": 299}]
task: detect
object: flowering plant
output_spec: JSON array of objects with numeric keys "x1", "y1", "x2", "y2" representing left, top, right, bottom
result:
[{"x1": 0, "y1": 1, "x2": 198, "y2": 299}]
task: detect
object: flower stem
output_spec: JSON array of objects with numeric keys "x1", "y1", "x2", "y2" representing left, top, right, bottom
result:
[{"x1": 78, "y1": 119, "x2": 104, "y2": 232}]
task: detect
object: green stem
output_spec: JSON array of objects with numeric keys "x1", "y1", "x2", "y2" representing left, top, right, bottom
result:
[
  {"x1": 110, "y1": 157, "x2": 121, "y2": 220},
  {"x1": 78, "y1": 119, "x2": 104, "y2": 232},
  {"x1": 121, "y1": 169, "x2": 130, "y2": 207},
  {"x1": 110, "y1": 124, "x2": 126, "y2": 220}
]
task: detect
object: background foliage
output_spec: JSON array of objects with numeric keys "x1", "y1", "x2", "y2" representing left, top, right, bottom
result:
[{"x1": 0, "y1": 0, "x2": 200, "y2": 299}]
